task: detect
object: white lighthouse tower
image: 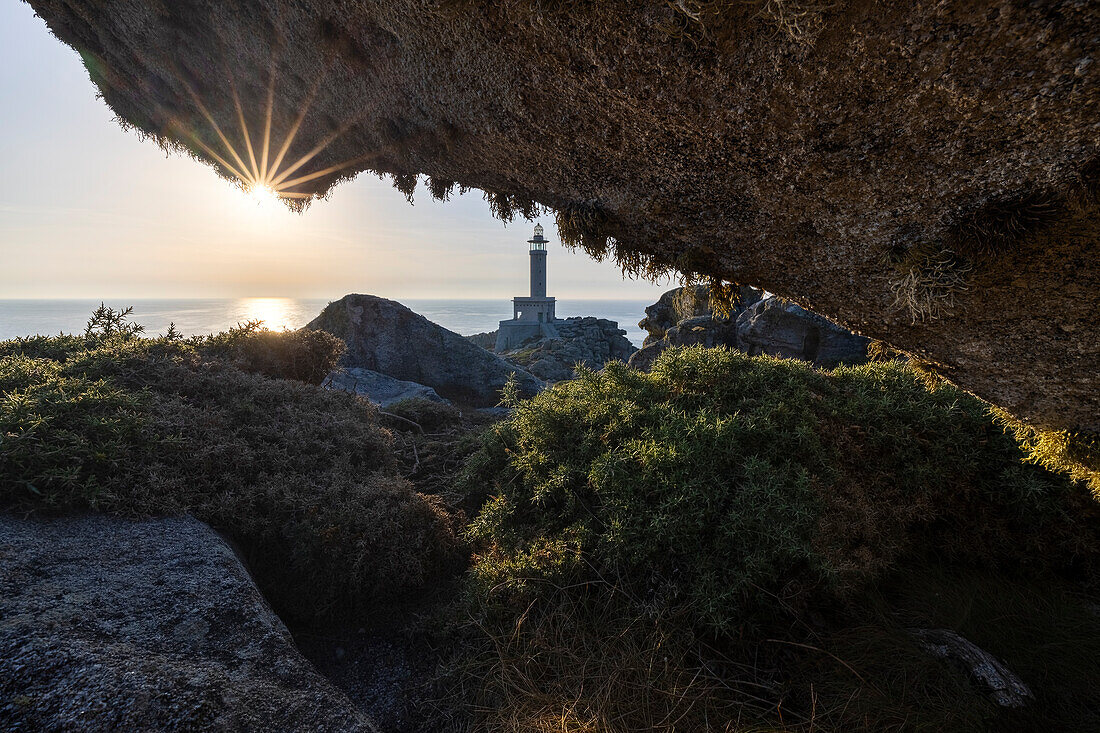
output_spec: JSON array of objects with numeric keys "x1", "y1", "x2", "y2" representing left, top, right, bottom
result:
[{"x1": 495, "y1": 224, "x2": 560, "y2": 351}]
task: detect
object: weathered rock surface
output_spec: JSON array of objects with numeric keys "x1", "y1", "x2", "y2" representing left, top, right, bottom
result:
[
  {"x1": 639, "y1": 285, "x2": 762, "y2": 345},
  {"x1": 306, "y1": 294, "x2": 541, "y2": 406},
  {"x1": 629, "y1": 285, "x2": 761, "y2": 370},
  {"x1": 465, "y1": 331, "x2": 498, "y2": 351},
  {"x1": 325, "y1": 366, "x2": 448, "y2": 407},
  {"x1": 737, "y1": 297, "x2": 869, "y2": 367},
  {"x1": 911, "y1": 628, "x2": 1035, "y2": 709},
  {"x1": 0, "y1": 514, "x2": 376, "y2": 732},
  {"x1": 25, "y1": 1, "x2": 1100, "y2": 432},
  {"x1": 630, "y1": 286, "x2": 867, "y2": 370},
  {"x1": 477, "y1": 316, "x2": 637, "y2": 381}
]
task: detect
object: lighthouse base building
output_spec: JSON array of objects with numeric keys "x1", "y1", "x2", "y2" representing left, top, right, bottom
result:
[{"x1": 496, "y1": 224, "x2": 562, "y2": 351}]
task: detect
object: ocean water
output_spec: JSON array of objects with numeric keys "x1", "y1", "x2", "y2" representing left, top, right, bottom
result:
[{"x1": 0, "y1": 297, "x2": 653, "y2": 347}]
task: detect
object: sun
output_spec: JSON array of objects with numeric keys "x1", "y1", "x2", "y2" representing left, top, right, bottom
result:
[{"x1": 247, "y1": 183, "x2": 280, "y2": 207}]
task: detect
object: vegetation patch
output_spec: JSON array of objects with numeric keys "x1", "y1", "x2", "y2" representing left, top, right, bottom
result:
[
  {"x1": 442, "y1": 346, "x2": 1099, "y2": 730},
  {"x1": 888, "y1": 247, "x2": 973, "y2": 324},
  {"x1": 952, "y1": 190, "x2": 1063, "y2": 258},
  {"x1": 992, "y1": 407, "x2": 1100, "y2": 497},
  {"x1": 467, "y1": 348, "x2": 1095, "y2": 630},
  {"x1": 0, "y1": 309, "x2": 460, "y2": 621}
]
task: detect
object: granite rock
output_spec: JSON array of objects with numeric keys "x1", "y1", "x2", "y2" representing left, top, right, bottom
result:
[
  {"x1": 324, "y1": 367, "x2": 448, "y2": 407},
  {"x1": 736, "y1": 297, "x2": 869, "y2": 368},
  {"x1": 0, "y1": 514, "x2": 376, "y2": 732},
  {"x1": 306, "y1": 294, "x2": 541, "y2": 406}
]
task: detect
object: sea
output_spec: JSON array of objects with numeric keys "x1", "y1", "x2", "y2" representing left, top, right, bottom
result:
[{"x1": 0, "y1": 298, "x2": 654, "y2": 348}]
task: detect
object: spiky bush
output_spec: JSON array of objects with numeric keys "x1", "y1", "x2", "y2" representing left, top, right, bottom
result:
[
  {"x1": 465, "y1": 347, "x2": 1096, "y2": 634},
  {"x1": 437, "y1": 347, "x2": 1098, "y2": 731},
  {"x1": 203, "y1": 319, "x2": 346, "y2": 385}
]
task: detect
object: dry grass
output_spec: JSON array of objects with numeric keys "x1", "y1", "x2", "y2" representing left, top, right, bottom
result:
[
  {"x1": 668, "y1": 0, "x2": 836, "y2": 43},
  {"x1": 992, "y1": 406, "x2": 1100, "y2": 497},
  {"x1": 888, "y1": 249, "x2": 973, "y2": 324},
  {"x1": 430, "y1": 581, "x2": 793, "y2": 733}
]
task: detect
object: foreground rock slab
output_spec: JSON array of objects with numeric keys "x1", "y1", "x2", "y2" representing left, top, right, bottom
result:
[
  {"x1": 22, "y1": 1, "x2": 1100, "y2": 433},
  {"x1": 0, "y1": 515, "x2": 377, "y2": 732}
]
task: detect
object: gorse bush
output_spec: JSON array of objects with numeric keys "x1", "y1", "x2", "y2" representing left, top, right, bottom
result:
[
  {"x1": 203, "y1": 319, "x2": 346, "y2": 385},
  {"x1": 447, "y1": 346, "x2": 1099, "y2": 731},
  {"x1": 84, "y1": 302, "x2": 145, "y2": 339},
  {"x1": 0, "y1": 310, "x2": 458, "y2": 620},
  {"x1": 466, "y1": 347, "x2": 1096, "y2": 634}
]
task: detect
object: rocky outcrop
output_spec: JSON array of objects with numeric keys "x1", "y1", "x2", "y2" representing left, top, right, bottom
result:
[
  {"x1": 629, "y1": 285, "x2": 762, "y2": 371},
  {"x1": 306, "y1": 295, "x2": 540, "y2": 406},
  {"x1": 0, "y1": 514, "x2": 376, "y2": 732},
  {"x1": 629, "y1": 287, "x2": 866, "y2": 370},
  {"x1": 638, "y1": 285, "x2": 762, "y2": 344},
  {"x1": 325, "y1": 367, "x2": 448, "y2": 407},
  {"x1": 24, "y1": 1, "x2": 1100, "y2": 434},
  {"x1": 500, "y1": 317, "x2": 636, "y2": 382},
  {"x1": 737, "y1": 297, "x2": 869, "y2": 367},
  {"x1": 465, "y1": 331, "x2": 498, "y2": 351}
]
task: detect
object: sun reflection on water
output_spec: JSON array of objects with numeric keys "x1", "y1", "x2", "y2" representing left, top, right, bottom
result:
[{"x1": 238, "y1": 297, "x2": 296, "y2": 331}]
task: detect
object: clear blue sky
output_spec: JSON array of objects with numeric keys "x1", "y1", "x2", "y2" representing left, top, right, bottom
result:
[{"x1": 0, "y1": 1, "x2": 673, "y2": 301}]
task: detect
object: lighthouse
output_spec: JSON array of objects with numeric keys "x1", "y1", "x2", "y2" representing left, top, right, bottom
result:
[{"x1": 496, "y1": 224, "x2": 560, "y2": 351}]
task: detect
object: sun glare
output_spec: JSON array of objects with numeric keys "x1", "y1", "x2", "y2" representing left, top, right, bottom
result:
[
  {"x1": 247, "y1": 183, "x2": 280, "y2": 207},
  {"x1": 239, "y1": 297, "x2": 296, "y2": 331}
]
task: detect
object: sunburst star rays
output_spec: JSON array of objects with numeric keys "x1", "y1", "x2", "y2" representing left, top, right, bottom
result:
[{"x1": 166, "y1": 55, "x2": 371, "y2": 207}]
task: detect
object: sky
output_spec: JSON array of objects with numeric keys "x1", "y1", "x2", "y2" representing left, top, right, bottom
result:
[{"x1": 0, "y1": 2, "x2": 672, "y2": 302}]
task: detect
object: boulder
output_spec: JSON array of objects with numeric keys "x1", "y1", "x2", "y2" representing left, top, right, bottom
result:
[
  {"x1": 500, "y1": 316, "x2": 636, "y2": 382},
  {"x1": 736, "y1": 297, "x2": 869, "y2": 368},
  {"x1": 27, "y1": 0, "x2": 1100, "y2": 433},
  {"x1": 639, "y1": 285, "x2": 761, "y2": 346},
  {"x1": 305, "y1": 295, "x2": 541, "y2": 406},
  {"x1": 628, "y1": 286, "x2": 758, "y2": 371},
  {"x1": 324, "y1": 367, "x2": 448, "y2": 407},
  {"x1": 629, "y1": 288, "x2": 866, "y2": 370},
  {"x1": 0, "y1": 514, "x2": 376, "y2": 732}
]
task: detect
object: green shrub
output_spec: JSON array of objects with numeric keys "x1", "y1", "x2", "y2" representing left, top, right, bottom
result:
[
  {"x1": 202, "y1": 319, "x2": 346, "y2": 385},
  {"x1": 446, "y1": 346, "x2": 1099, "y2": 731},
  {"x1": 0, "y1": 319, "x2": 458, "y2": 621},
  {"x1": 465, "y1": 346, "x2": 1096, "y2": 634}
]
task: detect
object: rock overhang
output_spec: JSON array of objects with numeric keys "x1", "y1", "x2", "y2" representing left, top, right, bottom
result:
[{"x1": 23, "y1": 0, "x2": 1100, "y2": 433}]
